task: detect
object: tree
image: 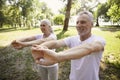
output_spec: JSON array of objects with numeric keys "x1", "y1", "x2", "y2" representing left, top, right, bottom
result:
[
  {"x1": 0, "y1": 0, "x2": 53, "y2": 29},
  {"x1": 107, "y1": 0, "x2": 120, "y2": 25},
  {"x1": 62, "y1": 0, "x2": 102, "y2": 31},
  {"x1": 0, "y1": 0, "x2": 7, "y2": 28},
  {"x1": 95, "y1": 3, "x2": 110, "y2": 26},
  {"x1": 53, "y1": 14, "x2": 65, "y2": 25},
  {"x1": 39, "y1": 2, "x2": 53, "y2": 20},
  {"x1": 63, "y1": 0, "x2": 72, "y2": 31}
]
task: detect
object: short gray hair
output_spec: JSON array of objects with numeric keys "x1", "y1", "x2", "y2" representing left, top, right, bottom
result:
[
  {"x1": 78, "y1": 11, "x2": 94, "y2": 22},
  {"x1": 40, "y1": 19, "x2": 53, "y2": 33}
]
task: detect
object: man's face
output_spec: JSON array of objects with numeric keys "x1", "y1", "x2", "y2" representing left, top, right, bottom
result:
[{"x1": 76, "y1": 14, "x2": 93, "y2": 37}]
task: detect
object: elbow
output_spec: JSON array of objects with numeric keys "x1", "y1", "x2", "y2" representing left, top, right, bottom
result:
[{"x1": 92, "y1": 42, "x2": 105, "y2": 52}]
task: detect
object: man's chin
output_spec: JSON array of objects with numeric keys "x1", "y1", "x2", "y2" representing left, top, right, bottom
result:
[{"x1": 78, "y1": 33, "x2": 85, "y2": 36}]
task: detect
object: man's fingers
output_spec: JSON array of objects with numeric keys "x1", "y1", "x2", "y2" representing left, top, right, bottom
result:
[
  {"x1": 31, "y1": 46, "x2": 46, "y2": 53},
  {"x1": 32, "y1": 45, "x2": 48, "y2": 50},
  {"x1": 35, "y1": 59, "x2": 40, "y2": 64},
  {"x1": 32, "y1": 45, "x2": 39, "y2": 47},
  {"x1": 32, "y1": 49, "x2": 58, "y2": 66},
  {"x1": 36, "y1": 59, "x2": 49, "y2": 66},
  {"x1": 35, "y1": 59, "x2": 44, "y2": 64}
]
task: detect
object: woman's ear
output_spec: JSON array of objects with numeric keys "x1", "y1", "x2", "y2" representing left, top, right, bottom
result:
[{"x1": 91, "y1": 22, "x2": 93, "y2": 27}]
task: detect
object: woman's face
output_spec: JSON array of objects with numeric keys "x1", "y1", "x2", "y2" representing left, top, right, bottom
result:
[{"x1": 40, "y1": 22, "x2": 51, "y2": 34}]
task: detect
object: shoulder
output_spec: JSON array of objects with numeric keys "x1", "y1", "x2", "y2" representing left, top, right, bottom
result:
[
  {"x1": 49, "y1": 33, "x2": 57, "y2": 39},
  {"x1": 35, "y1": 34, "x2": 43, "y2": 39},
  {"x1": 63, "y1": 35, "x2": 79, "y2": 44},
  {"x1": 64, "y1": 35, "x2": 79, "y2": 40},
  {"x1": 92, "y1": 35, "x2": 106, "y2": 46}
]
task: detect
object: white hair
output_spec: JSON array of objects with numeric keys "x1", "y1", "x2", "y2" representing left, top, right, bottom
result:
[
  {"x1": 40, "y1": 19, "x2": 53, "y2": 33},
  {"x1": 78, "y1": 11, "x2": 94, "y2": 23},
  {"x1": 41, "y1": 19, "x2": 51, "y2": 26}
]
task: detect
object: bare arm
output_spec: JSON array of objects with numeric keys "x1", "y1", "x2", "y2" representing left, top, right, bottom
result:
[
  {"x1": 31, "y1": 41, "x2": 104, "y2": 66},
  {"x1": 16, "y1": 36, "x2": 36, "y2": 42},
  {"x1": 11, "y1": 36, "x2": 56, "y2": 49},
  {"x1": 18, "y1": 37, "x2": 55, "y2": 47},
  {"x1": 11, "y1": 36, "x2": 36, "y2": 49},
  {"x1": 39, "y1": 39, "x2": 67, "y2": 49},
  {"x1": 57, "y1": 41, "x2": 104, "y2": 62}
]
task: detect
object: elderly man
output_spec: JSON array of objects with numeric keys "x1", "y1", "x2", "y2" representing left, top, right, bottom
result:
[{"x1": 31, "y1": 11, "x2": 106, "y2": 80}]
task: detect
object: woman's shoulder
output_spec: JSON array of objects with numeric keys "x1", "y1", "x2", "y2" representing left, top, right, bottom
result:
[
  {"x1": 35, "y1": 34, "x2": 43, "y2": 39},
  {"x1": 49, "y1": 33, "x2": 57, "y2": 39}
]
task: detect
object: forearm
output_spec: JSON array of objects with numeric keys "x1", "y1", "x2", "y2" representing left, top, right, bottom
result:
[
  {"x1": 40, "y1": 40, "x2": 58, "y2": 49},
  {"x1": 17, "y1": 36, "x2": 36, "y2": 42},
  {"x1": 17, "y1": 38, "x2": 30, "y2": 42},
  {"x1": 40, "y1": 40, "x2": 65, "y2": 49},
  {"x1": 57, "y1": 41, "x2": 104, "y2": 62},
  {"x1": 22, "y1": 38, "x2": 54, "y2": 46},
  {"x1": 19, "y1": 40, "x2": 43, "y2": 47}
]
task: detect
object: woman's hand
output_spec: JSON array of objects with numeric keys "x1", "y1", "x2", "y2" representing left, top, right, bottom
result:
[{"x1": 11, "y1": 40, "x2": 24, "y2": 49}]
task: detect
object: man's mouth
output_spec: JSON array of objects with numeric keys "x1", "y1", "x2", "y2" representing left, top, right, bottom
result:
[{"x1": 80, "y1": 28, "x2": 85, "y2": 32}]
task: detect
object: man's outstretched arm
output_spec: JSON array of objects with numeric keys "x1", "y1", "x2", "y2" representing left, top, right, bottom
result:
[
  {"x1": 39, "y1": 39, "x2": 67, "y2": 49},
  {"x1": 31, "y1": 41, "x2": 104, "y2": 66},
  {"x1": 57, "y1": 41, "x2": 104, "y2": 62}
]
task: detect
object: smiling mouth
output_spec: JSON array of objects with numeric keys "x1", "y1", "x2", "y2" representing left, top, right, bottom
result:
[
  {"x1": 82, "y1": 28, "x2": 84, "y2": 31},
  {"x1": 79, "y1": 28, "x2": 85, "y2": 32},
  {"x1": 41, "y1": 28, "x2": 45, "y2": 31}
]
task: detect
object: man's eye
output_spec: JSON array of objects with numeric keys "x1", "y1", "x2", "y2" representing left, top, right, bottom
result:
[{"x1": 76, "y1": 21, "x2": 79, "y2": 24}]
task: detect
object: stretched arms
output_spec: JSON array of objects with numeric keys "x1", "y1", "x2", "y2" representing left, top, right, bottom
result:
[
  {"x1": 56, "y1": 41, "x2": 104, "y2": 62},
  {"x1": 16, "y1": 36, "x2": 36, "y2": 42},
  {"x1": 16, "y1": 37, "x2": 55, "y2": 47},
  {"x1": 31, "y1": 41, "x2": 104, "y2": 66},
  {"x1": 11, "y1": 36, "x2": 36, "y2": 49},
  {"x1": 39, "y1": 39, "x2": 67, "y2": 49},
  {"x1": 11, "y1": 36, "x2": 55, "y2": 49}
]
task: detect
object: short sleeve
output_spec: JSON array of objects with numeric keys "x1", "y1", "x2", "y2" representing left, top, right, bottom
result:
[
  {"x1": 48, "y1": 33, "x2": 57, "y2": 40},
  {"x1": 94, "y1": 36, "x2": 106, "y2": 47},
  {"x1": 63, "y1": 37, "x2": 71, "y2": 47},
  {"x1": 35, "y1": 34, "x2": 43, "y2": 40},
  {"x1": 63, "y1": 35, "x2": 79, "y2": 48}
]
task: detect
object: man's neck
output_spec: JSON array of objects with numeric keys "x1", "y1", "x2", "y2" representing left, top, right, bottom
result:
[{"x1": 80, "y1": 33, "x2": 91, "y2": 41}]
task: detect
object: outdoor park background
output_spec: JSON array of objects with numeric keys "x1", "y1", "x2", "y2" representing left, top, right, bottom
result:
[{"x1": 0, "y1": 0, "x2": 120, "y2": 80}]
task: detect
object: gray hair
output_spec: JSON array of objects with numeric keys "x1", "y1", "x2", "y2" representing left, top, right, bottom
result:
[
  {"x1": 78, "y1": 11, "x2": 94, "y2": 23},
  {"x1": 40, "y1": 19, "x2": 53, "y2": 33}
]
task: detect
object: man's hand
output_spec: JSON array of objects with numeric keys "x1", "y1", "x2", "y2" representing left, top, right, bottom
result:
[{"x1": 31, "y1": 45, "x2": 58, "y2": 66}]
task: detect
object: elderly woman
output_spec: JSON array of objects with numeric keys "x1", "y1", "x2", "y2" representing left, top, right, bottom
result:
[{"x1": 11, "y1": 19, "x2": 58, "y2": 80}]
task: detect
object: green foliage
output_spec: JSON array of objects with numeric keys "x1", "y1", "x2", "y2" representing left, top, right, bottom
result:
[
  {"x1": 94, "y1": 0, "x2": 120, "y2": 25},
  {"x1": 108, "y1": 0, "x2": 120, "y2": 6},
  {"x1": 107, "y1": 4, "x2": 120, "y2": 23},
  {"x1": 0, "y1": 0, "x2": 53, "y2": 28},
  {"x1": 95, "y1": 3, "x2": 110, "y2": 19},
  {"x1": 59, "y1": 7, "x2": 66, "y2": 14},
  {"x1": 53, "y1": 14, "x2": 65, "y2": 25},
  {"x1": 106, "y1": 0, "x2": 120, "y2": 24}
]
